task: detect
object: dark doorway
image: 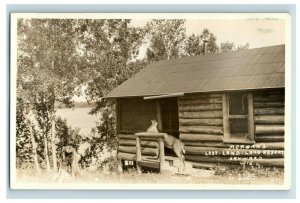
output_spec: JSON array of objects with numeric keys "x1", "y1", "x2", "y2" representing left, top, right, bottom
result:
[{"x1": 160, "y1": 98, "x2": 179, "y2": 156}]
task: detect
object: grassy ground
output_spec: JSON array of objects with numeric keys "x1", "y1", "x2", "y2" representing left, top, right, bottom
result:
[{"x1": 15, "y1": 162, "x2": 284, "y2": 186}]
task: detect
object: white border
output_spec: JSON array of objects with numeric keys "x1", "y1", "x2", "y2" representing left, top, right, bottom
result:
[{"x1": 10, "y1": 12, "x2": 292, "y2": 190}]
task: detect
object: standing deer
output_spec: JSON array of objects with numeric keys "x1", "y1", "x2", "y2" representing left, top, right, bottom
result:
[{"x1": 146, "y1": 120, "x2": 185, "y2": 171}]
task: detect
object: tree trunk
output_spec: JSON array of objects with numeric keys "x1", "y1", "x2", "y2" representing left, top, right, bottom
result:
[
  {"x1": 51, "y1": 116, "x2": 58, "y2": 172},
  {"x1": 43, "y1": 132, "x2": 51, "y2": 172},
  {"x1": 29, "y1": 124, "x2": 41, "y2": 174}
]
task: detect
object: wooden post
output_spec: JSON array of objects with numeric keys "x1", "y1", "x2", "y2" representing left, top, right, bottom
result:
[
  {"x1": 159, "y1": 138, "x2": 165, "y2": 172},
  {"x1": 247, "y1": 93, "x2": 255, "y2": 141},
  {"x1": 222, "y1": 94, "x2": 230, "y2": 141},
  {"x1": 156, "y1": 101, "x2": 162, "y2": 131},
  {"x1": 136, "y1": 136, "x2": 142, "y2": 174}
]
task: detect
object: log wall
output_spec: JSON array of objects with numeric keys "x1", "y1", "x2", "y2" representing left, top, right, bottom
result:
[
  {"x1": 116, "y1": 98, "x2": 159, "y2": 161},
  {"x1": 178, "y1": 90, "x2": 285, "y2": 168}
]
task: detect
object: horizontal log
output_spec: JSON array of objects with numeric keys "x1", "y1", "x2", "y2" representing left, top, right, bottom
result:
[
  {"x1": 180, "y1": 126, "x2": 223, "y2": 135},
  {"x1": 137, "y1": 160, "x2": 160, "y2": 170},
  {"x1": 118, "y1": 130, "x2": 135, "y2": 134},
  {"x1": 180, "y1": 133, "x2": 223, "y2": 142},
  {"x1": 255, "y1": 135, "x2": 284, "y2": 142},
  {"x1": 117, "y1": 152, "x2": 136, "y2": 161},
  {"x1": 184, "y1": 146, "x2": 284, "y2": 158},
  {"x1": 119, "y1": 134, "x2": 137, "y2": 140},
  {"x1": 183, "y1": 141, "x2": 284, "y2": 150},
  {"x1": 179, "y1": 97, "x2": 222, "y2": 105},
  {"x1": 254, "y1": 102, "x2": 285, "y2": 108},
  {"x1": 119, "y1": 139, "x2": 159, "y2": 148},
  {"x1": 185, "y1": 155, "x2": 284, "y2": 168},
  {"x1": 181, "y1": 93, "x2": 222, "y2": 100},
  {"x1": 135, "y1": 132, "x2": 165, "y2": 138},
  {"x1": 253, "y1": 94, "x2": 285, "y2": 102},
  {"x1": 179, "y1": 104, "x2": 222, "y2": 112},
  {"x1": 118, "y1": 146, "x2": 158, "y2": 156},
  {"x1": 192, "y1": 162, "x2": 217, "y2": 170},
  {"x1": 179, "y1": 111, "x2": 223, "y2": 119},
  {"x1": 254, "y1": 115, "x2": 284, "y2": 124},
  {"x1": 255, "y1": 125, "x2": 284, "y2": 135},
  {"x1": 258, "y1": 142, "x2": 284, "y2": 150},
  {"x1": 254, "y1": 108, "x2": 284, "y2": 115},
  {"x1": 179, "y1": 118, "x2": 223, "y2": 126}
]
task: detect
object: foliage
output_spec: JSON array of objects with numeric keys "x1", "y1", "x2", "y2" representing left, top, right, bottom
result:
[
  {"x1": 16, "y1": 98, "x2": 33, "y2": 168},
  {"x1": 184, "y1": 29, "x2": 218, "y2": 56},
  {"x1": 145, "y1": 19, "x2": 186, "y2": 61},
  {"x1": 220, "y1": 41, "x2": 250, "y2": 52}
]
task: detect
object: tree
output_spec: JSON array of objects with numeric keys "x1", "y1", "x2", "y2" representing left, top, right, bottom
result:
[
  {"x1": 77, "y1": 20, "x2": 146, "y2": 164},
  {"x1": 184, "y1": 29, "x2": 218, "y2": 56},
  {"x1": 220, "y1": 41, "x2": 250, "y2": 52},
  {"x1": 145, "y1": 19, "x2": 186, "y2": 61},
  {"x1": 17, "y1": 18, "x2": 87, "y2": 172}
]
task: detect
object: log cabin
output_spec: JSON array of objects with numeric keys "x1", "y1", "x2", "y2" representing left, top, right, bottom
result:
[{"x1": 104, "y1": 45, "x2": 285, "y2": 169}]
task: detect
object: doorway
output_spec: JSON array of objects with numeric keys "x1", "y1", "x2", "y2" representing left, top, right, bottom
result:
[{"x1": 159, "y1": 98, "x2": 179, "y2": 156}]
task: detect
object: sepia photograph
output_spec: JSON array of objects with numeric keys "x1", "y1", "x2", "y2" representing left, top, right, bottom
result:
[{"x1": 10, "y1": 13, "x2": 291, "y2": 190}]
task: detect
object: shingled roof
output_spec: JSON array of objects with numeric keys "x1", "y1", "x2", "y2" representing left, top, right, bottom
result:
[{"x1": 105, "y1": 45, "x2": 285, "y2": 98}]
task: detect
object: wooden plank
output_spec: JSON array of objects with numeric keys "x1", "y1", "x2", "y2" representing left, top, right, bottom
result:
[
  {"x1": 118, "y1": 146, "x2": 158, "y2": 156},
  {"x1": 255, "y1": 135, "x2": 284, "y2": 142},
  {"x1": 117, "y1": 152, "x2": 136, "y2": 161},
  {"x1": 255, "y1": 125, "x2": 284, "y2": 135},
  {"x1": 179, "y1": 126, "x2": 223, "y2": 135},
  {"x1": 254, "y1": 102, "x2": 285, "y2": 108},
  {"x1": 119, "y1": 139, "x2": 158, "y2": 148},
  {"x1": 178, "y1": 104, "x2": 222, "y2": 112},
  {"x1": 184, "y1": 146, "x2": 284, "y2": 158},
  {"x1": 179, "y1": 97, "x2": 222, "y2": 105},
  {"x1": 185, "y1": 155, "x2": 284, "y2": 168},
  {"x1": 179, "y1": 110, "x2": 223, "y2": 119},
  {"x1": 179, "y1": 133, "x2": 223, "y2": 142},
  {"x1": 254, "y1": 115, "x2": 285, "y2": 124},
  {"x1": 179, "y1": 118, "x2": 223, "y2": 126},
  {"x1": 254, "y1": 108, "x2": 284, "y2": 115},
  {"x1": 181, "y1": 93, "x2": 222, "y2": 100}
]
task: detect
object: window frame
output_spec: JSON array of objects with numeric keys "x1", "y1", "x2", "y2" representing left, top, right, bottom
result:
[{"x1": 222, "y1": 92, "x2": 255, "y2": 144}]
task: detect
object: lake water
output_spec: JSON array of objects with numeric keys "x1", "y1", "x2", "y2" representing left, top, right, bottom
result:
[{"x1": 55, "y1": 108, "x2": 100, "y2": 136}]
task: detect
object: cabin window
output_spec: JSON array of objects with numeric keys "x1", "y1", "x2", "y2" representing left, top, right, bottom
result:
[{"x1": 222, "y1": 92, "x2": 255, "y2": 144}]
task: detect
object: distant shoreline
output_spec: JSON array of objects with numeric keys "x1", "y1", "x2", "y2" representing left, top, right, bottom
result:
[{"x1": 54, "y1": 102, "x2": 95, "y2": 109}]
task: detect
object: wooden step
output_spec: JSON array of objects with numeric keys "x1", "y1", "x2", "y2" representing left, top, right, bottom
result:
[{"x1": 137, "y1": 160, "x2": 160, "y2": 170}]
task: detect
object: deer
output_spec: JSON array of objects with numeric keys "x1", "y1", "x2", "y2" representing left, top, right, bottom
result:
[{"x1": 146, "y1": 120, "x2": 185, "y2": 171}]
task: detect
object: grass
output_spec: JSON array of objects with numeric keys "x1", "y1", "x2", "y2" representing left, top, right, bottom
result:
[{"x1": 15, "y1": 163, "x2": 284, "y2": 186}]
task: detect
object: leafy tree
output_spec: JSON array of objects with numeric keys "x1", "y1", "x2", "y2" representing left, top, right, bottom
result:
[
  {"x1": 17, "y1": 18, "x2": 87, "y2": 172},
  {"x1": 76, "y1": 19, "x2": 146, "y2": 166},
  {"x1": 145, "y1": 19, "x2": 186, "y2": 61},
  {"x1": 220, "y1": 41, "x2": 250, "y2": 52},
  {"x1": 184, "y1": 29, "x2": 218, "y2": 56}
]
